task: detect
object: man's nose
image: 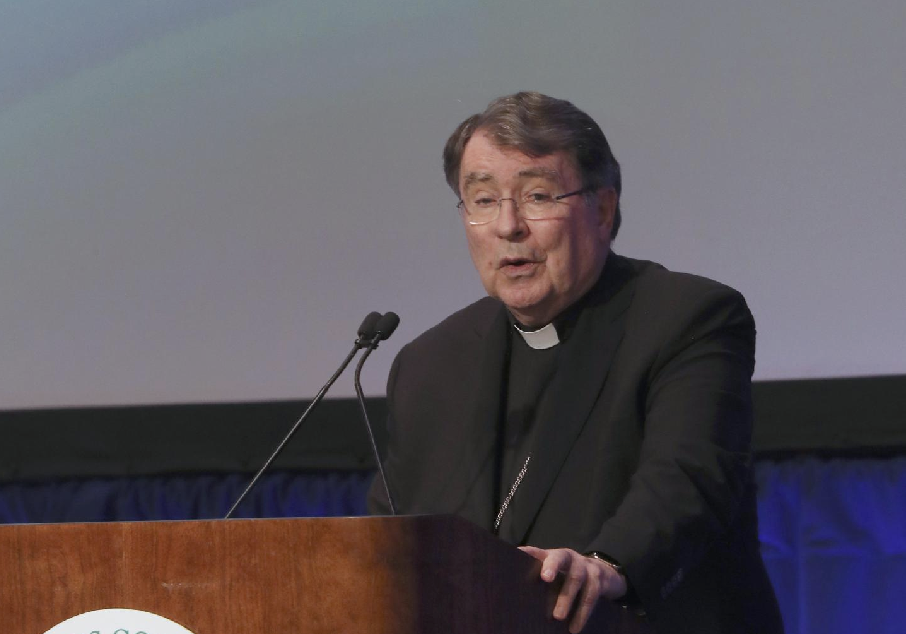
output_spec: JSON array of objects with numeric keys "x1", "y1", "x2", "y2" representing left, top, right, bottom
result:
[{"x1": 494, "y1": 198, "x2": 528, "y2": 239}]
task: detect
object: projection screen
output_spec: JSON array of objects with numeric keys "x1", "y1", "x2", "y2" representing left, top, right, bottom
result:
[{"x1": 2, "y1": 0, "x2": 904, "y2": 409}]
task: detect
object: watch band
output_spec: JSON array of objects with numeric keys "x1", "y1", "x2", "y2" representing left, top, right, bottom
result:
[{"x1": 585, "y1": 551, "x2": 625, "y2": 575}]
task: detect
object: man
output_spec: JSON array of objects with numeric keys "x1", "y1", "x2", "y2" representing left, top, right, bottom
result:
[{"x1": 368, "y1": 92, "x2": 782, "y2": 634}]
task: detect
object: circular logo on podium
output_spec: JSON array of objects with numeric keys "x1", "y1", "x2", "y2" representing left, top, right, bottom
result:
[{"x1": 44, "y1": 609, "x2": 196, "y2": 634}]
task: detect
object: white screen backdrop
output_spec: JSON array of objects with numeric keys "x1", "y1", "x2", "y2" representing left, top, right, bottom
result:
[{"x1": 2, "y1": 0, "x2": 905, "y2": 409}]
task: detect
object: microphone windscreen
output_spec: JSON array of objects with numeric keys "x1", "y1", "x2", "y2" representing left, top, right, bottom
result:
[
  {"x1": 357, "y1": 311, "x2": 382, "y2": 339},
  {"x1": 374, "y1": 312, "x2": 400, "y2": 341}
]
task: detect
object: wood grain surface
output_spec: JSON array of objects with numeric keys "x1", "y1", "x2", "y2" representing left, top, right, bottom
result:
[{"x1": 0, "y1": 515, "x2": 651, "y2": 634}]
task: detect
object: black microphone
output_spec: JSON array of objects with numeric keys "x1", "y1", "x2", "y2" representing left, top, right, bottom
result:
[
  {"x1": 353, "y1": 312, "x2": 399, "y2": 515},
  {"x1": 371, "y1": 311, "x2": 400, "y2": 344},
  {"x1": 356, "y1": 311, "x2": 383, "y2": 345},
  {"x1": 224, "y1": 311, "x2": 382, "y2": 519}
]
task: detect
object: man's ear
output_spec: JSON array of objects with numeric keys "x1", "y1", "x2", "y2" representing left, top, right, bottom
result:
[{"x1": 596, "y1": 188, "x2": 618, "y2": 238}]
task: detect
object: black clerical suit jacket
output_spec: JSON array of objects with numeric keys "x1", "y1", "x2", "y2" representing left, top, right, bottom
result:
[{"x1": 369, "y1": 254, "x2": 783, "y2": 634}]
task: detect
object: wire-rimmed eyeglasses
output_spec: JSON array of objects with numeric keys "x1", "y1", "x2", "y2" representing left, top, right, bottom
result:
[{"x1": 457, "y1": 187, "x2": 592, "y2": 225}]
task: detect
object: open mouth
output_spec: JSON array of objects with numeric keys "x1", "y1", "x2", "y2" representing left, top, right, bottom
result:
[{"x1": 499, "y1": 257, "x2": 538, "y2": 273}]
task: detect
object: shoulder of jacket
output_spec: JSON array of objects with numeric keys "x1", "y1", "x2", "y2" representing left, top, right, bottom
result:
[
  {"x1": 619, "y1": 255, "x2": 746, "y2": 304},
  {"x1": 399, "y1": 295, "x2": 502, "y2": 358}
]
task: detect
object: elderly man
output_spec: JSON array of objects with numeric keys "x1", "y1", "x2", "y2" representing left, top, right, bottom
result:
[{"x1": 368, "y1": 92, "x2": 782, "y2": 634}]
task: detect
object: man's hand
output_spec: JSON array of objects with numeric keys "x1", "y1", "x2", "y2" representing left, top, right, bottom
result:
[{"x1": 519, "y1": 546, "x2": 628, "y2": 634}]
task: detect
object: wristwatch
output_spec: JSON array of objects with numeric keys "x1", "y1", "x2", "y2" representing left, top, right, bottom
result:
[
  {"x1": 584, "y1": 551, "x2": 646, "y2": 617},
  {"x1": 585, "y1": 551, "x2": 625, "y2": 575}
]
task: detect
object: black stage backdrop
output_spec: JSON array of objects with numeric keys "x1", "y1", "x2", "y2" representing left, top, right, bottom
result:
[{"x1": 2, "y1": 375, "x2": 905, "y2": 482}]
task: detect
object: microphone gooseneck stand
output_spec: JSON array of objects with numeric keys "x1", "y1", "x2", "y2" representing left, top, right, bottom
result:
[
  {"x1": 223, "y1": 311, "x2": 382, "y2": 519},
  {"x1": 353, "y1": 312, "x2": 400, "y2": 515}
]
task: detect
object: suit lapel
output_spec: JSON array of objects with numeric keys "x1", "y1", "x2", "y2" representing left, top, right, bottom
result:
[
  {"x1": 428, "y1": 304, "x2": 509, "y2": 530},
  {"x1": 504, "y1": 254, "x2": 639, "y2": 544}
]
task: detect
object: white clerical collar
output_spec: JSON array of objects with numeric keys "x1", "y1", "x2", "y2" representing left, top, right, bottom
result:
[{"x1": 513, "y1": 321, "x2": 560, "y2": 350}]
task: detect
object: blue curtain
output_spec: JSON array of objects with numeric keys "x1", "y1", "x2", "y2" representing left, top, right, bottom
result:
[
  {"x1": 755, "y1": 457, "x2": 906, "y2": 634},
  {"x1": 0, "y1": 470, "x2": 372, "y2": 523},
  {"x1": 2, "y1": 458, "x2": 905, "y2": 633}
]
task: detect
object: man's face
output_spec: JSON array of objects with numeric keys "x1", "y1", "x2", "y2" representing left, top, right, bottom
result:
[{"x1": 458, "y1": 130, "x2": 615, "y2": 327}]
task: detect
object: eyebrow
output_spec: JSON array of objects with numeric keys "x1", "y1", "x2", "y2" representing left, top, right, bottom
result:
[
  {"x1": 462, "y1": 172, "x2": 494, "y2": 188},
  {"x1": 461, "y1": 167, "x2": 562, "y2": 189},
  {"x1": 517, "y1": 167, "x2": 561, "y2": 181}
]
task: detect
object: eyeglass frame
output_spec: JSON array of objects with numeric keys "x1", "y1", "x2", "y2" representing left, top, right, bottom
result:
[{"x1": 456, "y1": 186, "x2": 595, "y2": 226}]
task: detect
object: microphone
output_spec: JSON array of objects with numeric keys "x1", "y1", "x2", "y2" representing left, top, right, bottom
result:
[
  {"x1": 371, "y1": 311, "x2": 400, "y2": 345},
  {"x1": 353, "y1": 312, "x2": 399, "y2": 515},
  {"x1": 224, "y1": 311, "x2": 383, "y2": 519},
  {"x1": 356, "y1": 311, "x2": 383, "y2": 345}
]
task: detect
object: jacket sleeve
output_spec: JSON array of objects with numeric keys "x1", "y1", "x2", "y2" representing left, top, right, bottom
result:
[{"x1": 587, "y1": 284, "x2": 757, "y2": 615}]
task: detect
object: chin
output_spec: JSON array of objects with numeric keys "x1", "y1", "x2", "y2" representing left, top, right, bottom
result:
[{"x1": 499, "y1": 295, "x2": 552, "y2": 324}]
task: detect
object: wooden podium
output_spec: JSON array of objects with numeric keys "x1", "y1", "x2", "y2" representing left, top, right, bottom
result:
[{"x1": 0, "y1": 515, "x2": 650, "y2": 633}]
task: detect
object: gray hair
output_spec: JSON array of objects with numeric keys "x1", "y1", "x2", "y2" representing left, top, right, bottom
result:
[{"x1": 442, "y1": 91, "x2": 622, "y2": 238}]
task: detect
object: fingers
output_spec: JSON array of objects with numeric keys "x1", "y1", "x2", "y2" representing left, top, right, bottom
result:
[
  {"x1": 518, "y1": 545, "x2": 569, "y2": 582},
  {"x1": 518, "y1": 547, "x2": 620, "y2": 633},
  {"x1": 553, "y1": 551, "x2": 586, "y2": 618},
  {"x1": 569, "y1": 563, "x2": 602, "y2": 633},
  {"x1": 520, "y1": 548, "x2": 596, "y2": 626},
  {"x1": 567, "y1": 558, "x2": 629, "y2": 632},
  {"x1": 518, "y1": 545, "x2": 547, "y2": 561}
]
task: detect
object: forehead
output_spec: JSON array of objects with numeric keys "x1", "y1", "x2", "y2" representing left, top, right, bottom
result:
[{"x1": 459, "y1": 131, "x2": 577, "y2": 189}]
